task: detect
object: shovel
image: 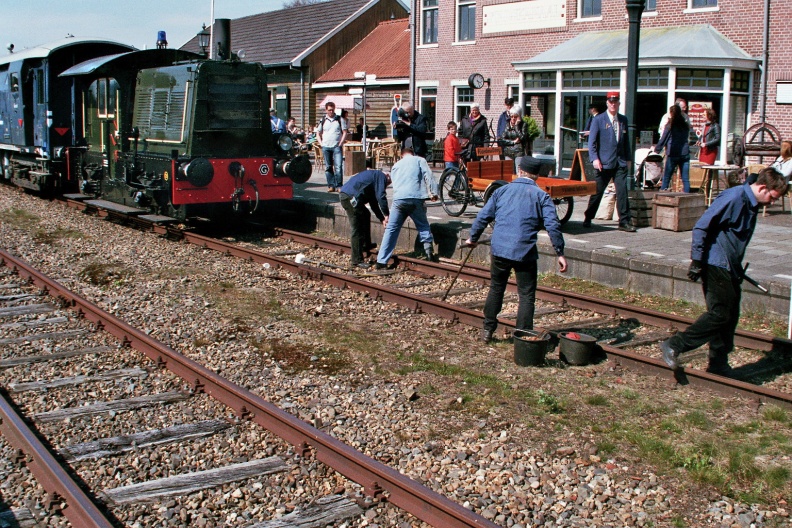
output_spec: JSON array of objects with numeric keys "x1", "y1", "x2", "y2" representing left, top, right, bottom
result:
[{"x1": 440, "y1": 238, "x2": 490, "y2": 302}]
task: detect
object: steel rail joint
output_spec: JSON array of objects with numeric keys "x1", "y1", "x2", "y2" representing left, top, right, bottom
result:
[{"x1": 0, "y1": 249, "x2": 498, "y2": 528}]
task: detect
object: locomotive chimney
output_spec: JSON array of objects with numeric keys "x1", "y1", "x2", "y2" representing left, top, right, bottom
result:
[{"x1": 213, "y1": 18, "x2": 231, "y2": 60}]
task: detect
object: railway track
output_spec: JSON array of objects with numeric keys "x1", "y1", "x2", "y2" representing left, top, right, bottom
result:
[
  {"x1": 55, "y1": 196, "x2": 792, "y2": 411},
  {"x1": 0, "y1": 249, "x2": 500, "y2": 527}
]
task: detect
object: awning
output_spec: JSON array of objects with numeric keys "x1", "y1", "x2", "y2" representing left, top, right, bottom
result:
[
  {"x1": 513, "y1": 25, "x2": 758, "y2": 71},
  {"x1": 318, "y1": 94, "x2": 369, "y2": 110}
]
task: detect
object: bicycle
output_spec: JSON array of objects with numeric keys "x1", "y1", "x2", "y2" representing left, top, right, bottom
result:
[{"x1": 438, "y1": 147, "x2": 575, "y2": 224}]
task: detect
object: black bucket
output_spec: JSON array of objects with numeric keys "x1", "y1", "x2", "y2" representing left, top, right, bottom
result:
[
  {"x1": 513, "y1": 329, "x2": 551, "y2": 366},
  {"x1": 559, "y1": 332, "x2": 597, "y2": 366}
]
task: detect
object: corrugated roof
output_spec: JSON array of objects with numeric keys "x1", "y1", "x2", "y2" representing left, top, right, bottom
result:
[
  {"x1": 513, "y1": 25, "x2": 757, "y2": 69},
  {"x1": 180, "y1": 0, "x2": 373, "y2": 66},
  {"x1": 316, "y1": 18, "x2": 409, "y2": 82}
]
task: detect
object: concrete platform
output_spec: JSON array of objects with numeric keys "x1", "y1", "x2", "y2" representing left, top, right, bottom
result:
[{"x1": 279, "y1": 166, "x2": 792, "y2": 316}]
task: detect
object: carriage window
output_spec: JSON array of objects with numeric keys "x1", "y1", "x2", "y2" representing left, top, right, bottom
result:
[
  {"x1": 35, "y1": 71, "x2": 44, "y2": 104},
  {"x1": 93, "y1": 78, "x2": 118, "y2": 118},
  {"x1": 9, "y1": 73, "x2": 19, "y2": 93}
]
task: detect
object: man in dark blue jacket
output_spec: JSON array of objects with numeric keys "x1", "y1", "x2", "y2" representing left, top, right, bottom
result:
[
  {"x1": 465, "y1": 156, "x2": 568, "y2": 343},
  {"x1": 339, "y1": 169, "x2": 391, "y2": 268},
  {"x1": 584, "y1": 91, "x2": 636, "y2": 232},
  {"x1": 660, "y1": 167, "x2": 787, "y2": 375}
]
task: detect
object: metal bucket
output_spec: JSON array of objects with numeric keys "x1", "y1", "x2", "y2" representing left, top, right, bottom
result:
[
  {"x1": 559, "y1": 332, "x2": 597, "y2": 366},
  {"x1": 513, "y1": 329, "x2": 551, "y2": 367}
]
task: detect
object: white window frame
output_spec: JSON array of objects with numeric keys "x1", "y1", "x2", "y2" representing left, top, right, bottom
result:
[
  {"x1": 421, "y1": 0, "x2": 439, "y2": 45},
  {"x1": 456, "y1": 0, "x2": 476, "y2": 43},
  {"x1": 684, "y1": 0, "x2": 718, "y2": 13},
  {"x1": 455, "y1": 86, "x2": 474, "y2": 122},
  {"x1": 577, "y1": 0, "x2": 601, "y2": 19}
]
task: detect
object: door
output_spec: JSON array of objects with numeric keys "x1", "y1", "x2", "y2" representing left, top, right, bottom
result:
[{"x1": 560, "y1": 92, "x2": 607, "y2": 174}]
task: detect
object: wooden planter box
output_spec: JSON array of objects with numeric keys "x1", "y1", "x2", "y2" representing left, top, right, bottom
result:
[
  {"x1": 628, "y1": 189, "x2": 657, "y2": 227},
  {"x1": 652, "y1": 192, "x2": 706, "y2": 232}
]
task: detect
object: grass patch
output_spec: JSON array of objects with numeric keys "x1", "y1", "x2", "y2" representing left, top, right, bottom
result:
[
  {"x1": 33, "y1": 227, "x2": 84, "y2": 245},
  {"x1": 0, "y1": 208, "x2": 39, "y2": 230},
  {"x1": 681, "y1": 410, "x2": 710, "y2": 429},
  {"x1": 762, "y1": 406, "x2": 788, "y2": 423},
  {"x1": 585, "y1": 394, "x2": 609, "y2": 406},
  {"x1": 78, "y1": 261, "x2": 131, "y2": 285},
  {"x1": 536, "y1": 389, "x2": 564, "y2": 414}
]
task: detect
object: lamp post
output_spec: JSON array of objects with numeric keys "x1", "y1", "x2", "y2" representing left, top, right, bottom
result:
[
  {"x1": 625, "y1": 0, "x2": 645, "y2": 179},
  {"x1": 197, "y1": 24, "x2": 210, "y2": 57},
  {"x1": 354, "y1": 71, "x2": 376, "y2": 155}
]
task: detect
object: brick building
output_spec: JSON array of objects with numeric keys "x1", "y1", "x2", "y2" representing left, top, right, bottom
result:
[
  {"x1": 412, "y1": 0, "x2": 789, "y2": 173},
  {"x1": 182, "y1": 0, "x2": 408, "y2": 130}
]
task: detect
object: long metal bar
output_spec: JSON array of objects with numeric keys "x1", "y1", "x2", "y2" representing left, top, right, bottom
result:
[
  {"x1": 0, "y1": 390, "x2": 114, "y2": 527},
  {"x1": 0, "y1": 249, "x2": 498, "y2": 528}
]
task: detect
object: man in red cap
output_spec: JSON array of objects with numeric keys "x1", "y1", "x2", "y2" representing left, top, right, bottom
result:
[{"x1": 583, "y1": 91, "x2": 636, "y2": 232}]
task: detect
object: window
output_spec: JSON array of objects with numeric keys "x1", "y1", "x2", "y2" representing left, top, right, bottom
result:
[
  {"x1": 731, "y1": 71, "x2": 750, "y2": 93},
  {"x1": 645, "y1": 0, "x2": 656, "y2": 10},
  {"x1": 580, "y1": 0, "x2": 601, "y2": 18},
  {"x1": 676, "y1": 69, "x2": 723, "y2": 90},
  {"x1": 563, "y1": 69, "x2": 620, "y2": 89},
  {"x1": 9, "y1": 73, "x2": 19, "y2": 93},
  {"x1": 691, "y1": 0, "x2": 717, "y2": 7},
  {"x1": 419, "y1": 88, "x2": 437, "y2": 135},
  {"x1": 456, "y1": 87, "x2": 474, "y2": 122},
  {"x1": 422, "y1": 0, "x2": 438, "y2": 44},
  {"x1": 91, "y1": 78, "x2": 119, "y2": 118},
  {"x1": 523, "y1": 72, "x2": 556, "y2": 90},
  {"x1": 638, "y1": 68, "x2": 668, "y2": 88},
  {"x1": 457, "y1": 0, "x2": 475, "y2": 42}
]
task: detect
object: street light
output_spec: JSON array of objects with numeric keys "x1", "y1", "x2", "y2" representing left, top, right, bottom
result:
[
  {"x1": 353, "y1": 71, "x2": 376, "y2": 154},
  {"x1": 625, "y1": 0, "x2": 645, "y2": 180},
  {"x1": 197, "y1": 24, "x2": 210, "y2": 57}
]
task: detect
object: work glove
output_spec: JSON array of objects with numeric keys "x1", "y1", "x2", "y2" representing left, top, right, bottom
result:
[{"x1": 687, "y1": 260, "x2": 703, "y2": 282}]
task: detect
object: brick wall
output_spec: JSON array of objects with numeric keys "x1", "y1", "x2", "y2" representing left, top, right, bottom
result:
[{"x1": 416, "y1": 0, "x2": 792, "y2": 139}]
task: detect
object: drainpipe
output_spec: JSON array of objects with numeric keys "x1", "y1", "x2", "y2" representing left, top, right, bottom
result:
[
  {"x1": 759, "y1": 0, "x2": 770, "y2": 122},
  {"x1": 409, "y1": 0, "x2": 416, "y2": 103}
]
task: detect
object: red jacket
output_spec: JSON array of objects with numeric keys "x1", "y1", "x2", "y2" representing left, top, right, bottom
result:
[{"x1": 444, "y1": 134, "x2": 461, "y2": 163}]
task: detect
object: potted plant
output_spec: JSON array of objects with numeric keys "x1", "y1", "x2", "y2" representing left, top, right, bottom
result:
[{"x1": 522, "y1": 116, "x2": 541, "y2": 155}]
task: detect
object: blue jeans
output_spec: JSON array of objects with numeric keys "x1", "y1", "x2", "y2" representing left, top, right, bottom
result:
[
  {"x1": 661, "y1": 156, "x2": 690, "y2": 193},
  {"x1": 322, "y1": 146, "x2": 343, "y2": 188},
  {"x1": 376, "y1": 199, "x2": 434, "y2": 264},
  {"x1": 445, "y1": 162, "x2": 459, "y2": 170}
]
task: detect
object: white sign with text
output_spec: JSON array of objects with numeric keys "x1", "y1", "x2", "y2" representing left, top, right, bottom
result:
[{"x1": 483, "y1": 0, "x2": 566, "y2": 35}]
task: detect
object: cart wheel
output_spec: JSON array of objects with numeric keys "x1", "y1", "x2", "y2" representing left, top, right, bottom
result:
[
  {"x1": 554, "y1": 197, "x2": 574, "y2": 225},
  {"x1": 439, "y1": 168, "x2": 469, "y2": 217},
  {"x1": 483, "y1": 180, "x2": 509, "y2": 205}
]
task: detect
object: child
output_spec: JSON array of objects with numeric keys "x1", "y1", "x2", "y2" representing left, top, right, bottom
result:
[{"x1": 444, "y1": 121, "x2": 461, "y2": 170}]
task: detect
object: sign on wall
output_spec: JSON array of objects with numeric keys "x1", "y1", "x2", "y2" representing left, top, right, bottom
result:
[
  {"x1": 483, "y1": 0, "x2": 566, "y2": 35},
  {"x1": 688, "y1": 101, "x2": 712, "y2": 138},
  {"x1": 777, "y1": 82, "x2": 792, "y2": 104}
]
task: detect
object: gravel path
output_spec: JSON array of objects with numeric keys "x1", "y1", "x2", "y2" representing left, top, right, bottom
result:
[{"x1": 0, "y1": 186, "x2": 789, "y2": 527}]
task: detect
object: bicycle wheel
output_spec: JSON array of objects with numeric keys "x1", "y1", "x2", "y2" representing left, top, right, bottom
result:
[
  {"x1": 439, "y1": 169, "x2": 469, "y2": 217},
  {"x1": 482, "y1": 180, "x2": 509, "y2": 205},
  {"x1": 553, "y1": 197, "x2": 574, "y2": 225}
]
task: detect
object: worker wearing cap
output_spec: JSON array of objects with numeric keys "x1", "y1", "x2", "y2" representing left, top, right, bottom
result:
[
  {"x1": 583, "y1": 91, "x2": 636, "y2": 232},
  {"x1": 465, "y1": 156, "x2": 567, "y2": 344},
  {"x1": 375, "y1": 137, "x2": 438, "y2": 268},
  {"x1": 339, "y1": 168, "x2": 391, "y2": 269}
]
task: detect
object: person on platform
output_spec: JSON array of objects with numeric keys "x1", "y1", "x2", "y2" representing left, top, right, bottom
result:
[
  {"x1": 770, "y1": 140, "x2": 792, "y2": 183},
  {"x1": 496, "y1": 97, "x2": 516, "y2": 140},
  {"x1": 318, "y1": 102, "x2": 347, "y2": 192},
  {"x1": 658, "y1": 98, "x2": 691, "y2": 134},
  {"x1": 697, "y1": 108, "x2": 721, "y2": 165},
  {"x1": 375, "y1": 138, "x2": 438, "y2": 268},
  {"x1": 394, "y1": 102, "x2": 429, "y2": 158},
  {"x1": 661, "y1": 167, "x2": 787, "y2": 376},
  {"x1": 498, "y1": 108, "x2": 526, "y2": 170},
  {"x1": 270, "y1": 108, "x2": 286, "y2": 134},
  {"x1": 465, "y1": 156, "x2": 567, "y2": 344},
  {"x1": 583, "y1": 91, "x2": 636, "y2": 232},
  {"x1": 444, "y1": 121, "x2": 462, "y2": 170},
  {"x1": 339, "y1": 168, "x2": 391, "y2": 269},
  {"x1": 390, "y1": 95, "x2": 402, "y2": 139},
  {"x1": 459, "y1": 103, "x2": 490, "y2": 161},
  {"x1": 581, "y1": 103, "x2": 599, "y2": 138},
  {"x1": 654, "y1": 105, "x2": 692, "y2": 192}
]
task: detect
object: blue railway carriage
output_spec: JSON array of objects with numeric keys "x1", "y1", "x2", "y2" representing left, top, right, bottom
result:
[{"x1": 0, "y1": 37, "x2": 133, "y2": 191}]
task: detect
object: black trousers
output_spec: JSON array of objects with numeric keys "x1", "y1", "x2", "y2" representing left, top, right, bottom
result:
[
  {"x1": 483, "y1": 256, "x2": 538, "y2": 333},
  {"x1": 584, "y1": 165, "x2": 632, "y2": 225},
  {"x1": 339, "y1": 193, "x2": 372, "y2": 265},
  {"x1": 668, "y1": 265, "x2": 741, "y2": 367}
]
